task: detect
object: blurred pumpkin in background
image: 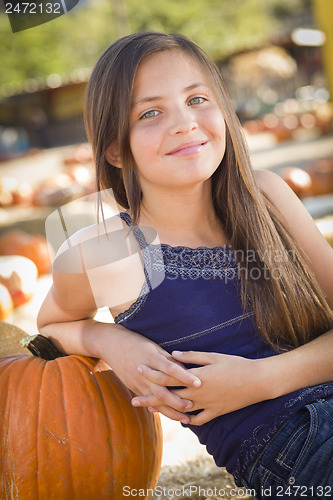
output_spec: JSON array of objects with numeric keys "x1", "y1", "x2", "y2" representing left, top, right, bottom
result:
[
  {"x1": 0, "y1": 230, "x2": 27, "y2": 255},
  {"x1": 305, "y1": 158, "x2": 333, "y2": 196},
  {"x1": 0, "y1": 230, "x2": 52, "y2": 275},
  {"x1": 18, "y1": 235, "x2": 53, "y2": 275},
  {"x1": 278, "y1": 167, "x2": 313, "y2": 198}
]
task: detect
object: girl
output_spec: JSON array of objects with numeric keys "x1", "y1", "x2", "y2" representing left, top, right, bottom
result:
[{"x1": 37, "y1": 32, "x2": 333, "y2": 497}]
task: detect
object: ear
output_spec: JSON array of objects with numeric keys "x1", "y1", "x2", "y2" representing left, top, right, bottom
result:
[{"x1": 105, "y1": 142, "x2": 122, "y2": 168}]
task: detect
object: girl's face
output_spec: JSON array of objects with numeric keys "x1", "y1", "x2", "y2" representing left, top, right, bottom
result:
[{"x1": 129, "y1": 50, "x2": 226, "y2": 195}]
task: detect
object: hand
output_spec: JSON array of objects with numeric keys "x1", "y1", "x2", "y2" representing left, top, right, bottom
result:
[
  {"x1": 133, "y1": 350, "x2": 269, "y2": 425},
  {"x1": 100, "y1": 326, "x2": 201, "y2": 423},
  {"x1": 171, "y1": 350, "x2": 267, "y2": 425}
]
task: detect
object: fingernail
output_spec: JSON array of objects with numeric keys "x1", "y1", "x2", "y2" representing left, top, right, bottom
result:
[
  {"x1": 185, "y1": 403, "x2": 193, "y2": 409},
  {"x1": 181, "y1": 418, "x2": 189, "y2": 424},
  {"x1": 137, "y1": 366, "x2": 143, "y2": 374},
  {"x1": 148, "y1": 407, "x2": 157, "y2": 413},
  {"x1": 132, "y1": 399, "x2": 140, "y2": 407},
  {"x1": 193, "y1": 379, "x2": 201, "y2": 387},
  {"x1": 172, "y1": 350, "x2": 183, "y2": 356}
]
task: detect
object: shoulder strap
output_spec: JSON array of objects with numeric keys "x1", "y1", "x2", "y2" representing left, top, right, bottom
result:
[
  {"x1": 118, "y1": 212, "x2": 150, "y2": 252},
  {"x1": 118, "y1": 212, "x2": 153, "y2": 291}
]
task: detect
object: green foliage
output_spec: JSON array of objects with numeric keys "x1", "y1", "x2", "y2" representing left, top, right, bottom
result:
[
  {"x1": 126, "y1": 0, "x2": 271, "y2": 60},
  {"x1": 0, "y1": 0, "x2": 274, "y2": 90}
]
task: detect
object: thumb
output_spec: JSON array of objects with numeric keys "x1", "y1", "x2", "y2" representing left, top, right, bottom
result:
[{"x1": 172, "y1": 350, "x2": 216, "y2": 365}]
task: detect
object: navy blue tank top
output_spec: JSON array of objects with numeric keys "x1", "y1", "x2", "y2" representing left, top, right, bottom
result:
[{"x1": 115, "y1": 212, "x2": 333, "y2": 484}]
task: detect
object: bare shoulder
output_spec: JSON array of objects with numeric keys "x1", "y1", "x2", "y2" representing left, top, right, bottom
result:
[
  {"x1": 42, "y1": 216, "x2": 121, "y2": 318},
  {"x1": 54, "y1": 213, "x2": 131, "y2": 268},
  {"x1": 50, "y1": 211, "x2": 145, "y2": 317},
  {"x1": 254, "y1": 168, "x2": 278, "y2": 188},
  {"x1": 253, "y1": 168, "x2": 326, "y2": 240},
  {"x1": 254, "y1": 168, "x2": 312, "y2": 221},
  {"x1": 60, "y1": 213, "x2": 126, "y2": 247},
  {"x1": 39, "y1": 214, "x2": 138, "y2": 327},
  {"x1": 254, "y1": 169, "x2": 290, "y2": 205}
]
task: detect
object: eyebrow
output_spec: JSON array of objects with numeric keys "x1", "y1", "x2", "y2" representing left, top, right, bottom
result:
[{"x1": 132, "y1": 82, "x2": 208, "y2": 108}]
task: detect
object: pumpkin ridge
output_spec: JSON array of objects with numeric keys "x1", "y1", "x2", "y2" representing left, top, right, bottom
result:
[
  {"x1": 51, "y1": 357, "x2": 76, "y2": 499},
  {"x1": 3, "y1": 356, "x2": 44, "y2": 499},
  {"x1": 77, "y1": 357, "x2": 116, "y2": 494},
  {"x1": 56, "y1": 355, "x2": 115, "y2": 497},
  {"x1": 110, "y1": 372, "x2": 150, "y2": 487},
  {"x1": 63, "y1": 355, "x2": 108, "y2": 496},
  {"x1": 0, "y1": 356, "x2": 22, "y2": 500},
  {"x1": 34, "y1": 356, "x2": 46, "y2": 500},
  {"x1": 85, "y1": 357, "x2": 129, "y2": 495},
  {"x1": 104, "y1": 366, "x2": 131, "y2": 492}
]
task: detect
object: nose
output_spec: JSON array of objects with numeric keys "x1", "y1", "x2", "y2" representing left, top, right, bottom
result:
[{"x1": 169, "y1": 107, "x2": 198, "y2": 135}]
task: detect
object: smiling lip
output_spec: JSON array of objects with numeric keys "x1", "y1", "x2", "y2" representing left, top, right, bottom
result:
[{"x1": 166, "y1": 141, "x2": 208, "y2": 157}]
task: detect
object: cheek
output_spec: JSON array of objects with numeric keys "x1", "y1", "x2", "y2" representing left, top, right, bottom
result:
[
  {"x1": 211, "y1": 112, "x2": 226, "y2": 139},
  {"x1": 211, "y1": 114, "x2": 226, "y2": 161},
  {"x1": 202, "y1": 106, "x2": 226, "y2": 141},
  {"x1": 130, "y1": 126, "x2": 160, "y2": 161},
  {"x1": 207, "y1": 115, "x2": 226, "y2": 161}
]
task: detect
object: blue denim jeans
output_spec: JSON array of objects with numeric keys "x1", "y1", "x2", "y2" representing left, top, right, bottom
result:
[{"x1": 241, "y1": 397, "x2": 333, "y2": 499}]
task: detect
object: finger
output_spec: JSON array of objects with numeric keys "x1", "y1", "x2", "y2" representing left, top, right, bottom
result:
[
  {"x1": 137, "y1": 364, "x2": 190, "y2": 388},
  {"x1": 187, "y1": 409, "x2": 214, "y2": 426},
  {"x1": 172, "y1": 350, "x2": 217, "y2": 365},
  {"x1": 132, "y1": 389, "x2": 193, "y2": 412},
  {"x1": 172, "y1": 387, "x2": 193, "y2": 400},
  {"x1": 156, "y1": 358, "x2": 202, "y2": 387},
  {"x1": 162, "y1": 352, "x2": 185, "y2": 368},
  {"x1": 148, "y1": 405, "x2": 191, "y2": 424}
]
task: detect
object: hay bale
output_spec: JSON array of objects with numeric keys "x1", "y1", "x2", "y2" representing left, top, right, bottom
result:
[
  {"x1": 156, "y1": 455, "x2": 255, "y2": 499},
  {"x1": 0, "y1": 321, "x2": 32, "y2": 356}
]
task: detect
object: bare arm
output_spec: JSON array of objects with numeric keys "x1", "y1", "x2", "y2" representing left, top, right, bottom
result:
[{"x1": 37, "y1": 263, "x2": 201, "y2": 423}]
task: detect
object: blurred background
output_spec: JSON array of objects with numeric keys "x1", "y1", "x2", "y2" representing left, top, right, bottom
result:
[{"x1": 0, "y1": 0, "x2": 333, "y2": 330}]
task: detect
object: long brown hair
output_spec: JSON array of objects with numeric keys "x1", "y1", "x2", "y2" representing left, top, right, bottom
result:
[{"x1": 84, "y1": 31, "x2": 333, "y2": 351}]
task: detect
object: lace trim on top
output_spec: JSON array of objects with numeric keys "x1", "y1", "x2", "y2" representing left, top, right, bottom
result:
[
  {"x1": 118, "y1": 211, "x2": 238, "y2": 278},
  {"x1": 114, "y1": 243, "x2": 238, "y2": 323},
  {"x1": 233, "y1": 382, "x2": 333, "y2": 486},
  {"x1": 114, "y1": 213, "x2": 239, "y2": 323},
  {"x1": 149, "y1": 243, "x2": 238, "y2": 280}
]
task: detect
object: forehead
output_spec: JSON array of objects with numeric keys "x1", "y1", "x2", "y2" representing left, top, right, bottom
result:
[
  {"x1": 139, "y1": 48, "x2": 203, "y2": 72},
  {"x1": 132, "y1": 49, "x2": 212, "y2": 96}
]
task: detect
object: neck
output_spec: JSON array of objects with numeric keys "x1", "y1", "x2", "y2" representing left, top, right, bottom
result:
[{"x1": 138, "y1": 181, "x2": 226, "y2": 247}]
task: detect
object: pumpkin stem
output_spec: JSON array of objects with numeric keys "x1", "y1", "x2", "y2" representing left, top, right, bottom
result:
[{"x1": 20, "y1": 334, "x2": 68, "y2": 360}]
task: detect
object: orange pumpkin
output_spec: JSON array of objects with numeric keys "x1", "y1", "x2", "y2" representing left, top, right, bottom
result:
[
  {"x1": 0, "y1": 230, "x2": 52, "y2": 275},
  {"x1": 19, "y1": 235, "x2": 52, "y2": 275},
  {"x1": 305, "y1": 158, "x2": 333, "y2": 196},
  {"x1": 0, "y1": 350, "x2": 163, "y2": 499},
  {"x1": 0, "y1": 229, "x2": 28, "y2": 255}
]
